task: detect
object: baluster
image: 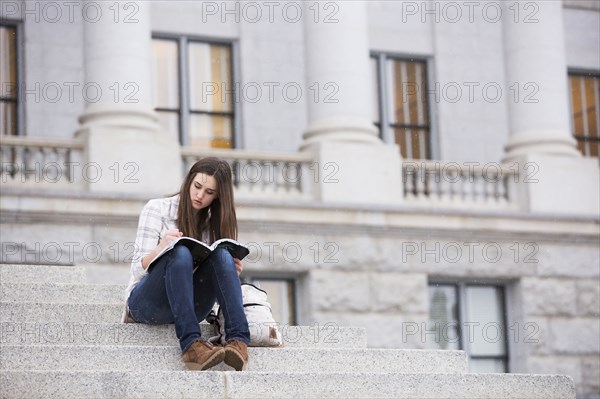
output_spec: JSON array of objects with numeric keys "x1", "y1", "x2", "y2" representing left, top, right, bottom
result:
[
  {"x1": 230, "y1": 159, "x2": 240, "y2": 189},
  {"x1": 263, "y1": 160, "x2": 274, "y2": 194},
  {"x1": 257, "y1": 160, "x2": 267, "y2": 194},
  {"x1": 13, "y1": 146, "x2": 24, "y2": 181},
  {"x1": 24, "y1": 146, "x2": 39, "y2": 182},
  {"x1": 439, "y1": 168, "x2": 451, "y2": 204},
  {"x1": 460, "y1": 169, "x2": 473, "y2": 205},
  {"x1": 274, "y1": 161, "x2": 286, "y2": 195},
  {"x1": 238, "y1": 159, "x2": 250, "y2": 195},
  {"x1": 403, "y1": 166, "x2": 414, "y2": 201},
  {"x1": 424, "y1": 167, "x2": 435, "y2": 203},
  {"x1": 496, "y1": 174, "x2": 508, "y2": 207},
  {"x1": 0, "y1": 146, "x2": 7, "y2": 180},
  {"x1": 45, "y1": 147, "x2": 60, "y2": 183},
  {"x1": 299, "y1": 161, "x2": 311, "y2": 199},
  {"x1": 59, "y1": 148, "x2": 74, "y2": 183},
  {"x1": 284, "y1": 161, "x2": 300, "y2": 196},
  {"x1": 415, "y1": 167, "x2": 426, "y2": 201},
  {"x1": 432, "y1": 166, "x2": 442, "y2": 202},
  {"x1": 473, "y1": 174, "x2": 485, "y2": 205},
  {"x1": 445, "y1": 169, "x2": 462, "y2": 204}
]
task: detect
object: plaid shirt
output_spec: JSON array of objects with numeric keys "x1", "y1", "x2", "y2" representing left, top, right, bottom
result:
[{"x1": 125, "y1": 195, "x2": 210, "y2": 298}]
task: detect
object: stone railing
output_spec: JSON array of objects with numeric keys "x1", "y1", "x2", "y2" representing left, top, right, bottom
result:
[
  {"x1": 402, "y1": 159, "x2": 519, "y2": 210},
  {"x1": 0, "y1": 136, "x2": 85, "y2": 188},
  {"x1": 181, "y1": 147, "x2": 315, "y2": 201}
]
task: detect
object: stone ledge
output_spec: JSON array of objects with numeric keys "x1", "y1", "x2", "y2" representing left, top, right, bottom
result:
[{"x1": 2, "y1": 189, "x2": 598, "y2": 242}]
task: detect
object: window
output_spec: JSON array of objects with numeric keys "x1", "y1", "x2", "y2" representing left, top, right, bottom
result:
[
  {"x1": 0, "y1": 24, "x2": 18, "y2": 136},
  {"x1": 372, "y1": 54, "x2": 432, "y2": 159},
  {"x1": 428, "y1": 283, "x2": 508, "y2": 373},
  {"x1": 152, "y1": 36, "x2": 235, "y2": 148},
  {"x1": 241, "y1": 276, "x2": 297, "y2": 325},
  {"x1": 569, "y1": 72, "x2": 599, "y2": 157}
]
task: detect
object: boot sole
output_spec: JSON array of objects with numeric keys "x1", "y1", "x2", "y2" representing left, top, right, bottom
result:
[
  {"x1": 185, "y1": 349, "x2": 225, "y2": 371},
  {"x1": 224, "y1": 348, "x2": 248, "y2": 371}
]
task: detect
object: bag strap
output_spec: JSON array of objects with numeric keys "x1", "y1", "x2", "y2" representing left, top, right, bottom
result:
[{"x1": 243, "y1": 302, "x2": 271, "y2": 308}]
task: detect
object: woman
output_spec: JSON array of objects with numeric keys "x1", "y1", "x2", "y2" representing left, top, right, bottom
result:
[{"x1": 124, "y1": 157, "x2": 250, "y2": 371}]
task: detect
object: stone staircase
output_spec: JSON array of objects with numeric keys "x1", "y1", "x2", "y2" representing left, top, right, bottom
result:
[{"x1": 0, "y1": 264, "x2": 576, "y2": 399}]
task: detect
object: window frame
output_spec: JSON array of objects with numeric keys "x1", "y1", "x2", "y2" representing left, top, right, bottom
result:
[
  {"x1": 0, "y1": 20, "x2": 24, "y2": 136},
  {"x1": 567, "y1": 69, "x2": 600, "y2": 158},
  {"x1": 428, "y1": 280, "x2": 510, "y2": 373},
  {"x1": 371, "y1": 52, "x2": 437, "y2": 160},
  {"x1": 151, "y1": 32, "x2": 241, "y2": 148}
]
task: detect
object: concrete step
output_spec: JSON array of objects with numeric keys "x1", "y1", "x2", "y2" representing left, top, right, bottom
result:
[
  {"x1": 0, "y1": 282, "x2": 126, "y2": 304},
  {"x1": 0, "y1": 345, "x2": 467, "y2": 374},
  {"x1": 0, "y1": 370, "x2": 575, "y2": 399},
  {"x1": 0, "y1": 302, "x2": 124, "y2": 323},
  {"x1": 0, "y1": 322, "x2": 367, "y2": 348},
  {"x1": 0, "y1": 264, "x2": 85, "y2": 284}
]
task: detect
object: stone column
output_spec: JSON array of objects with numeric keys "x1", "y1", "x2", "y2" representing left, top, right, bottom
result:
[
  {"x1": 502, "y1": 0, "x2": 598, "y2": 215},
  {"x1": 77, "y1": 0, "x2": 181, "y2": 194},
  {"x1": 301, "y1": 1, "x2": 402, "y2": 205},
  {"x1": 502, "y1": 0, "x2": 579, "y2": 158}
]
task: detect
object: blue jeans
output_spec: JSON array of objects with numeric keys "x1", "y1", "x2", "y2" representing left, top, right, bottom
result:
[{"x1": 127, "y1": 245, "x2": 250, "y2": 353}]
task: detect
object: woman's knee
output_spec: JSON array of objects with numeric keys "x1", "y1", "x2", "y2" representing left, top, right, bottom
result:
[
  {"x1": 209, "y1": 248, "x2": 236, "y2": 271},
  {"x1": 167, "y1": 245, "x2": 194, "y2": 269}
]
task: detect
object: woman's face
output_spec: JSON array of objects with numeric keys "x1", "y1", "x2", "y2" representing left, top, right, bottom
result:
[{"x1": 189, "y1": 173, "x2": 218, "y2": 210}]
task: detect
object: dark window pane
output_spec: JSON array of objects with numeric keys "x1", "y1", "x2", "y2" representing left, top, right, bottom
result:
[
  {"x1": 428, "y1": 285, "x2": 460, "y2": 350},
  {"x1": 1, "y1": 25, "x2": 18, "y2": 136}
]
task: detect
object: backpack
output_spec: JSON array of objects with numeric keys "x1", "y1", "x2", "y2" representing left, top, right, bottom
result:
[{"x1": 207, "y1": 283, "x2": 283, "y2": 347}]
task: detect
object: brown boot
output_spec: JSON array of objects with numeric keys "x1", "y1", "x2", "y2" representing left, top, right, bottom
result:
[
  {"x1": 182, "y1": 339, "x2": 225, "y2": 371},
  {"x1": 224, "y1": 340, "x2": 249, "y2": 371}
]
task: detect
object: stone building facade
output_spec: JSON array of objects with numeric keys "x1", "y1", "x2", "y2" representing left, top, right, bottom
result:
[{"x1": 1, "y1": 0, "x2": 599, "y2": 397}]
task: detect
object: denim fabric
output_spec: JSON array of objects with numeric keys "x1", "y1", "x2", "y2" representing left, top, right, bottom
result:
[{"x1": 127, "y1": 245, "x2": 250, "y2": 353}]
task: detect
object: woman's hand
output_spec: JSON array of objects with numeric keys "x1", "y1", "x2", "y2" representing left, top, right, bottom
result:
[
  {"x1": 141, "y1": 229, "x2": 183, "y2": 270},
  {"x1": 158, "y1": 229, "x2": 183, "y2": 250},
  {"x1": 234, "y1": 258, "x2": 243, "y2": 276}
]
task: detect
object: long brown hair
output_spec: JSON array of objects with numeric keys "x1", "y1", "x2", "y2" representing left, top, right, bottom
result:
[{"x1": 177, "y1": 157, "x2": 237, "y2": 243}]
